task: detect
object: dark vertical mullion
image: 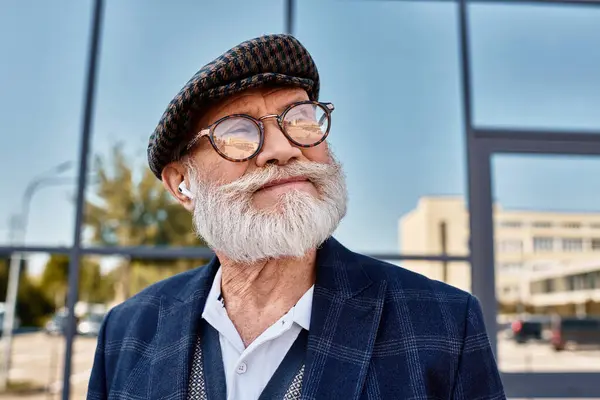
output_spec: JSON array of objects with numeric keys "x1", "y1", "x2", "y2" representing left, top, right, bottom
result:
[
  {"x1": 458, "y1": 0, "x2": 499, "y2": 355},
  {"x1": 62, "y1": 0, "x2": 104, "y2": 399},
  {"x1": 285, "y1": 0, "x2": 295, "y2": 35}
]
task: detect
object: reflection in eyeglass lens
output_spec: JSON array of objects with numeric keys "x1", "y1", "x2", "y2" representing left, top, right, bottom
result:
[
  {"x1": 213, "y1": 117, "x2": 260, "y2": 159},
  {"x1": 283, "y1": 104, "x2": 327, "y2": 145}
]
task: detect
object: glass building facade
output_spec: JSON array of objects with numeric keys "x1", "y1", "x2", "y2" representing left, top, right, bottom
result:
[{"x1": 1, "y1": 0, "x2": 599, "y2": 398}]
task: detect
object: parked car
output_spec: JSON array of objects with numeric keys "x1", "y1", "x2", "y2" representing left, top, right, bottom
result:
[
  {"x1": 511, "y1": 316, "x2": 551, "y2": 343},
  {"x1": 45, "y1": 311, "x2": 69, "y2": 336},
  {"x1": 77, "y1": 313, "x2": 105, "y2": 337},
  {"x1": 551, "y1": 316, "x2": 600, "y2": 351}
]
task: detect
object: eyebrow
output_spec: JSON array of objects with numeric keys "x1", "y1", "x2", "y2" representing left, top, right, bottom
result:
[
  {"x1": 276, "y1": 97, "x2": 308, "y2": 113},
  {"x1": 211, "y1": 100, "x2": 260, "y2": 121}
]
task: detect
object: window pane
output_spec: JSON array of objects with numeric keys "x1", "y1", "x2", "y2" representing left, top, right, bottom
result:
[
  {"x1": 470, "y1": 3, "x2": 600, "y2": 132},
  {"x1": 493, "y1": 154, "x2": 600, "y2": 373},
  {"x1": 533, "y1": 237, "x2": 554, "y2": 253},
  {"x1": 297, "y1": 1, "x2": 467, "y2": 254},
  {"x1": 0, "y1": 0, "x2": 91, "y2": 247},
  {"x1": 85, "y1": 0, "x2": 284, "y2": 249}
]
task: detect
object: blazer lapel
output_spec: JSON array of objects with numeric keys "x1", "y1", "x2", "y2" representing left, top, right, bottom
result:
[
  {"x1": 302, "y1": 238, "x2": 386, "y2": 400},
  {"x1": 148, "y1": 257, "x2": 220, "y2": 400}
]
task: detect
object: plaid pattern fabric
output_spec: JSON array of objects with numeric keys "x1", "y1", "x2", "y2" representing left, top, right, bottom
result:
[
  {"x1": 147, "y1": 34, "x2": 320, "y2": 179},
  {"x1": 87, "y1": 237, "x2": 506, "y2": 400}
]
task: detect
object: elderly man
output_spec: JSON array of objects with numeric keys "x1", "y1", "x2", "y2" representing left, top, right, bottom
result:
[{"x1": 87, "y1": 34, "x2": 505, "y2": 400}]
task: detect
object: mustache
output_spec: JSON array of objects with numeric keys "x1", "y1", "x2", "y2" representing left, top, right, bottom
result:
[{"x1": 217, "y1": 160, "x2": 341, "y2": 195}]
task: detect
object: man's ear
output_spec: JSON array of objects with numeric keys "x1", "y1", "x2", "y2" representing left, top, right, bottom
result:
[{"x1": 162, "y1": 162, "x2": 194, "y2": 212}]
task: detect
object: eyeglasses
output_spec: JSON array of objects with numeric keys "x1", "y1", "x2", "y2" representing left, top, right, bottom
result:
[{"x1": 185, "y1": 101, "x2": 334, "y2": 162}]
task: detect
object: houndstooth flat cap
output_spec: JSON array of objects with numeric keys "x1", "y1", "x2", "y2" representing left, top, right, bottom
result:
[{"x1": 147, "y1": 34, "x2": 320, "y2": 179}]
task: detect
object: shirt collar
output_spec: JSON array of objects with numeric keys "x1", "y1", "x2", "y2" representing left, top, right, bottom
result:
[
  {"x1": 202, "y1": 266, "x2": 314, "y2": 331},
  {"x1": 202, "y1": 266, "x2": 225, "y2": 319},
  {"x1": 292, "y1": 284, "x2": 313, "y2": 331}
]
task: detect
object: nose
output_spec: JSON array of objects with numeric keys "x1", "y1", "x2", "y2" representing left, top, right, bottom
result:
[{"x1": 254, "y1": 118, "x2": 302, "y2": 167}]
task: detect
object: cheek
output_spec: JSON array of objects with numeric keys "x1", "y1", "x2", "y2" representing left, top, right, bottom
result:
[
  {"x1": 300, "y1": 142, "x2": 331, "y2": 163},
  {"x1": 201, "y1": 157, "x2": 250, "y2": 184},
  {"x1": 218, "y1": 162, "x2": 250, "y2": 183}
]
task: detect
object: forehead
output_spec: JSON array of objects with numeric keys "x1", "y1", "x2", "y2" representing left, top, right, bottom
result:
[{"x1": 196, "y1": 86, "x2": 309, "y2": 127}]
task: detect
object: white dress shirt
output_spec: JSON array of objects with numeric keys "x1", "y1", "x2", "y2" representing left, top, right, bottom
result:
[{"x1": 202, "y1": 267, "x2": 313, "y2": 400}]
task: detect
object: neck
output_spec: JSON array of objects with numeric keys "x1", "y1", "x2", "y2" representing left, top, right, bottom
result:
[{"x1": 216, "y1": 250, "x2": 317, "y2": 346}]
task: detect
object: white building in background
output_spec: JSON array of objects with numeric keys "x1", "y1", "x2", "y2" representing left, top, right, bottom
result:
[
  {"x1": 523, "y1": 259, "x2": 600, "y2": 315},
  {"x1": 399, "y1": 196, "x2": 600, "y2": 313}
]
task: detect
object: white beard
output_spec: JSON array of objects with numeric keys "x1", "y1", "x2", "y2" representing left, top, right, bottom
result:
[{"x1": 188, "y1": 155, "x2": 348, "y2": 263}]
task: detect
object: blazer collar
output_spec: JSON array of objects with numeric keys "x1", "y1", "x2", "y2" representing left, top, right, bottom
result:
[
  {"x1": 303, "y1": 237, "x2": 386, "y2": 400},
  {"x1": 147, "y1": 256, "x2": 220, "y2": 400},
  {"x1": 172, "y1": 256, "x2": 221, "y2": 304},
  {"x1": 314, "y1": 237, "x2": 373, "y2": 298}
]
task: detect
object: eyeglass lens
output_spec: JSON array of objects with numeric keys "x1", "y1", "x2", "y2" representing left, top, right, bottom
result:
[
  {"x1": 282, "y1": 103, "x2": 329, "y2": 146},
  {"x1": 211, "y1": 103, "x2": 329, "y2": 160},
  {"x1": 212, "y1": 117, "x2": 261, "y2": 160}
]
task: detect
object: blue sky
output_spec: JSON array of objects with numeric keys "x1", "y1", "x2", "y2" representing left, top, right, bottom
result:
[{"x1": 1, "y1": 0, "x2": 600, "y2": 274}]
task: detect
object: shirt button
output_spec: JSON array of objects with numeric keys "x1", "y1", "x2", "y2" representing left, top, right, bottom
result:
[{"x1": 236, "y1": 362, "x2": 247, "y2": 374}]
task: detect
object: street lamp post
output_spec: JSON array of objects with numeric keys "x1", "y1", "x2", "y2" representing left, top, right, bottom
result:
[{"x1": 0, "y1": 161, "x2": 73, "y2": 391}]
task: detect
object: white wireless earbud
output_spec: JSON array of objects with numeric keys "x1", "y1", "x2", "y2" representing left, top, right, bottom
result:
[{"x1": 178, "y1": 182, "x2": 194, "y2": 199}]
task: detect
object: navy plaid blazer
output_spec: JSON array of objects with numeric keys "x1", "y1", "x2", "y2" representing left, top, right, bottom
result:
[{"x1": 87, "y1": 237, "x2": 505, "y2": 399}]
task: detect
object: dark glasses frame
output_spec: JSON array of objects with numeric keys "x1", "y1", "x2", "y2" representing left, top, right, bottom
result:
[{"x1": 185, "y1": 100, "x2": 335, "y2": 163}]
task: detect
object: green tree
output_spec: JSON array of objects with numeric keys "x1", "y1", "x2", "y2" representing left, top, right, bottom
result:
[
  {"x1": 16, "y1": 271, "x2": 54, "y2": 326},
  {"x1": 80, "y1": 261, "x2": 115, "y2": 303},
  {"x1": 86, "y1": 144, "x2": 202, "y2": 249},
  {"x1": 84, "y1": 145, "x2": 208, "y2": 298},
  {"x1": 39, "y1": 254, "x2": 115, "y2": 308},
  {"x1": 0, "y1": 257, "x2": 54, "y2": 327}
]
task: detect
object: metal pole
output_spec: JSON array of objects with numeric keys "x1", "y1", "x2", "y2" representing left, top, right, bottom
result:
[
  {"x1": 285, "y1": 0, "x2": 294, "y2": 35},
  {"x1": 440, "y1": 221, "x2": 448, "y2": 283},
  {"x1": 0, "y1": 254, "x2": 21, "y2": 391},
  {"x1": 7, "y1": 216, "x2": 19, "y2": 244},
  {"x1": 62, "y1": 0, "x2": 103, "y2": 398},
  {"x1": 458, "y1": 0, "x2": 499, "y2": 355}
]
